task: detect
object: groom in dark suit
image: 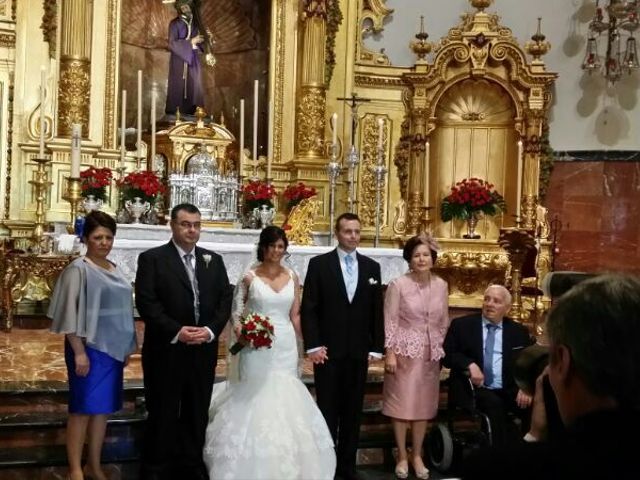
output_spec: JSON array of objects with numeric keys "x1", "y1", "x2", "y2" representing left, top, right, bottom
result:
[
  {"x1": 443, "y1": 284, "x2": 534, "y2": 447},
  {"x1": 301, "y1": 213, "x2": 384, "y2": 480},
  {"x1": 135, "y1": 203, "x2": 232, "y2": 480}
]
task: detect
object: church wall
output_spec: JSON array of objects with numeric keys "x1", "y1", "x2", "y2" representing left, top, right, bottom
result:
[
  {"x1": 546, "y1": 160, "x2": 640, "y2": 274},
  {"x1": 364, "y1": 0, "x2": 640, "y2": 151}
]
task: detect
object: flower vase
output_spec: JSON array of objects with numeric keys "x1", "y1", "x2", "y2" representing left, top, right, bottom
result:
[
  {"x1": 82, "y1": 195, "x2": 103, "y2": 213},
  {"x1": 125, "y1": 197, "x2": 151, "y2": 224},
  {"x1": 253, "y1": 204, "x2": 276, "y2": 229},
  {"x1": 463, "y1": 212, "x2": 481, "y2": 239}
]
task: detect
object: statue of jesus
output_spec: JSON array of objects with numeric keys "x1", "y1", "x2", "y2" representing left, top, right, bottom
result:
[{"x1": 165, "y1": 0, "x2": 205, "y2": 115}]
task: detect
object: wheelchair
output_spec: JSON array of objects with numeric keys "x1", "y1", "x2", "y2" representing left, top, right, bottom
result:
[{"x1": 427, "y1": 377, "x2": 496, "y2": 475}]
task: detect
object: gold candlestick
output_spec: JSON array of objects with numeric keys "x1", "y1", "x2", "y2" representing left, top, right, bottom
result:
[
  {"x1": 63, "y1": 177, "x2": 82, "y2": 234},
  {"x1": 29, "y1": 157, "x2": 53, "y2": 250},
  {"x1": 498, "y1": 227, "x2": 535, "y2": 323}
]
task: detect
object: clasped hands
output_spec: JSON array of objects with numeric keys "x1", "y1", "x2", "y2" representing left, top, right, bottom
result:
[
  {"x1": 178, "y1": 326, "x2": 211, "y2": 345},
  {"x1": 467, "y1": 362, "x2": 532, "y2": 408},
  {"x1": 308, "y1": 346, "x2": 380, "y2": 365}
]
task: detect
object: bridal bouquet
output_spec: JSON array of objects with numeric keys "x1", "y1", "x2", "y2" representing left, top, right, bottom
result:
[{"x1": 230, "y1": 312, "x2": 275, "y2": 355}]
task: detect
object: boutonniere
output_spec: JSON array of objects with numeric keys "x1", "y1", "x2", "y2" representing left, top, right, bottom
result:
[
  {"x1": 368, "y1": 277, "x2": 378, "y2": 285},
  {"x1": 203, "y1": 254, "x2": 212, "y2": 268}
]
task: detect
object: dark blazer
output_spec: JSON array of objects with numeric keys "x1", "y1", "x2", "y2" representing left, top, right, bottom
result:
[
  {"x1": 301, "y1": 249, "x2": 384, "y2": 359},
  {"x1": 135, "y1": 241, "x2": 232, "y2": 363},
  {"x1": 443, "y1": 314, "x2": 534, "y2": 405}
]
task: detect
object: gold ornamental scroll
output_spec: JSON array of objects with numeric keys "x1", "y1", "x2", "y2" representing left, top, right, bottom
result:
[
  {"x1": 57, "y1": 0, "x2": 92, "y2": 138},
  {"x1": 295, "y1": 1, "x2": 328, "y2": 159}
]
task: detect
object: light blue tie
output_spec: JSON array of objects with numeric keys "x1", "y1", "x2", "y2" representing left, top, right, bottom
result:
[
  {"x1": 484, "y1": 324, "x2": 497, "y2": 387},
  {"x1": 344, "y1": 254, "x2": 356, "y2": 301}
]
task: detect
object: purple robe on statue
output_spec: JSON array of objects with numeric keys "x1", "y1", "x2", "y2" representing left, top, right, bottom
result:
[{"x1": 166, "y1": 16, "x2": 204, "y2": 115}]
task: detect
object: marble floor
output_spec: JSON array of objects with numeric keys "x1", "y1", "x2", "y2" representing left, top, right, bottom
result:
[{"x1": 0, "y1": 325, "x2": 459, "y2": 480}]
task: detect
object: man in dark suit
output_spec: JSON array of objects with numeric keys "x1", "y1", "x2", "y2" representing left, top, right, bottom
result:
[
  {"x1": 301, "y1": 213, "x2": 384, "y2": 480},
  {"x1": 461, "y1": 274, "x2": 640, "y2": 479},
  {"x1": 135, "y1": 203, "x2": 232, "y2": 480},
  {"x1": 443, "y1": 284, "x2": 534, "y2": 447}
]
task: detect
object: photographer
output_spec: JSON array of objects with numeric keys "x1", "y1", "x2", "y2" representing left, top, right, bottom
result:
[{"x1": 462, "y1": 274, "x2": 640, "y2": 479}]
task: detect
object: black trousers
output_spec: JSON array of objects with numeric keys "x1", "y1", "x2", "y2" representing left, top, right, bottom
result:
[
  {"x1": 140, "y1": 348, "x2": 213, "y2": 480},
  {"x1": 475, "y1": 387, "x2": 530, "y2": 448},
  {"x1": 314, "y1": 357, "x2": 368, "y2": 475}
]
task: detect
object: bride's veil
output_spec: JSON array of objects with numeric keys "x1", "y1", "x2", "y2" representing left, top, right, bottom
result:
[{"x1": 226, "y1": 254, "x2": 261, "y2": 384}]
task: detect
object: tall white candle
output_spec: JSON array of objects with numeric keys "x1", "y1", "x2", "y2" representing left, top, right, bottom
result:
[
  {"x1": 70, "y1": 124, "x2": 81, "y2": 178},
  {"x1": 137, "y1": 70, "x2": 143, "y2": 158},
  {"x1": 239, "y1": 99, "x2": 245, "y2": 175},
  {"x1": 425, "y1": 140, "x2": 430, "y2": 204},
  {"x1": 516, "y1": 140, "x2": 523, "y2": 220},
  {"x1": 120, "y1": 90, "x2": 127, "y2": 169},
  {"x1": 150, "y1": 88, "x2": 156, "y2": 170},
  {"x1": 267, "y1": 100, "x2": 273, "y2": 179},
  {"x1": 377, "y1": 117, "x2": 384, "y2": 150},
  {"x1": 39, "y1": 66, "x2": 46, "y2": 158},
  {"x1": 253, "y1": 80, "x2": 259, "y2": 162},
  {"x1": 331, "y1": 113, "x2": 338, "y2": 147}
]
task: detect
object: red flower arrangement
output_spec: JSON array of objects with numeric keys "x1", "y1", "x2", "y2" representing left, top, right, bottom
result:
[
  {"x1": 243, "y1": 180, "x2": 277, "y2": 211},
  {"x1": 282, "y1": 182, "x2": 317, "y2": 211},
  {"x1": 441, "y1": 177, "x2": 506, "y2": 221},
  {"x1": 229, "y1": 311, "x2": 275, "y2": 355},
  {"x1": 80, "y1": 167, "x2": 113, "y2": 201},
  {"x1": 116, "y1": 170, "x2": 166, "y2": 205}
]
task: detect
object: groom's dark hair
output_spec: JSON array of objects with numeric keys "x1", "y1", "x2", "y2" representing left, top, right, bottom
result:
[
  {"x1": 335, "y1": 212, "x2": 360, "y2": 232},
  {"x1": 171, "y1": 203, "x2": 201, "y2": 220}
]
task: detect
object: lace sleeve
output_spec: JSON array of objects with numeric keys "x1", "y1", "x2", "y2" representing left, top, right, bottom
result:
[
  {"x1": 231, "y1": 273, "x2": 252, "y2": 326},
  {"x1": 384, "y1": 279, "x2": 401, "y2": 350}
]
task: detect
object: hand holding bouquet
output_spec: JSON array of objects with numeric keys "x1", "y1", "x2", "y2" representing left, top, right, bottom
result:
[{"x1": 230, "y1": 312, "x2": 275, "y2": 355}]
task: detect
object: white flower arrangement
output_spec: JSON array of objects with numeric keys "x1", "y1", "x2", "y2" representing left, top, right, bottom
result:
[
  {"x1": 203, "y1": 254, "x2": 212, "y2": 268},
  {"x1": 368, "y1": 277, "x2": 378, "y2": 285}
]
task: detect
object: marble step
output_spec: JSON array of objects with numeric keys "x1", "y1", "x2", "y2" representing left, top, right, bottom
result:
[{"x1": 0, "y1": 439, "x2": 140, "y2": 470}]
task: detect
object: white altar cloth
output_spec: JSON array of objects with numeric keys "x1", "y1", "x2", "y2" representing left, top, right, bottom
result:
[
  {"x1": 110, "y1": 239, "x2": 407, "y2": 285},
  {"x1": 114, "y1": 223, "x2": 331, "y2": 245}
]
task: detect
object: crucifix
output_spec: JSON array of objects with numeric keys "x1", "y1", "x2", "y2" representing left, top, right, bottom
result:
[{"x1": 336, "y1": 93, "x2": 372, "y2": 212}]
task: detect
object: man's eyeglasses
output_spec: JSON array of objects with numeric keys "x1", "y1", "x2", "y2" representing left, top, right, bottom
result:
[{"x1": 176, "y1": 221, "x2": 202, "y2": 230}]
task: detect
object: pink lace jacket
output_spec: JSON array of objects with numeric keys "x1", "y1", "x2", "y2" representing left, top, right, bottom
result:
[{"x1": 384, "y1": 274, "x2": 450, "y2": 360}]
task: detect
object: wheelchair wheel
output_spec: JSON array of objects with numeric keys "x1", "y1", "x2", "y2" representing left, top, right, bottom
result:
[{"x1": 427, "y1": 422, "x2": 454, "y2": 473}]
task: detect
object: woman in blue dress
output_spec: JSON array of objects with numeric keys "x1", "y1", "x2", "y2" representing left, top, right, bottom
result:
[{"x1": 48, "y1": 211, "x2": 137, "y2": 480}]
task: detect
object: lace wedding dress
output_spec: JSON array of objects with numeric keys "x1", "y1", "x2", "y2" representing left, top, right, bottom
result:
[{"x1": 203, "y1": 270, "x2": 336, "y2": 479}]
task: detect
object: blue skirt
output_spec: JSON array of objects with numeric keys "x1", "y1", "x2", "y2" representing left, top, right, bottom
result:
[{"x1": 65, "y1": 340, "x2": 124, "y2": 414}]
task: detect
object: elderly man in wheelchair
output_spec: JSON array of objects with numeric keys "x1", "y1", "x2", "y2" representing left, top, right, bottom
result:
[{"x1": 429, "y1": 285, "x2": 535, "y2": 472}]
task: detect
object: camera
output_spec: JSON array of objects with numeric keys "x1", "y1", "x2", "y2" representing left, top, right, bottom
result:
[{"x1": 514, "y1": 344, "x2": 549, "y2": 395}]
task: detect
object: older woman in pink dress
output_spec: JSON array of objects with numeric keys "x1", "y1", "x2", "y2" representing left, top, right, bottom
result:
[{"x1": 383, "y1": 234, "x2": 449, "y2": 479}]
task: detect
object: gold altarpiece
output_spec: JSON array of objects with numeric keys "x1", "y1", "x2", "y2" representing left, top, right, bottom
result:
[
  {"x1": 3, "y1": 0, "x2": 556, "y2": 324},
  {"x1": 322, "y1": 0, "x2": 557, "y2": 314}
]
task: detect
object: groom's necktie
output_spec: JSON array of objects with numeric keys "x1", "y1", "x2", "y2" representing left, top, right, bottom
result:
[
  {"x1": 344, "y1": 254, "x2": 356, "y2": 302},
  {"x1": 483, "y1": 323, "x2": 498, "y2": 387},
  {"x1": 184, "y1": 253, "x2": 200, "y2": 324}
]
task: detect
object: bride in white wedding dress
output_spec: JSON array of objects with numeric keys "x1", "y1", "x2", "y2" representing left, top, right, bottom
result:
[{"x1": 203, "y1": 226, "x2": 336, "y2": 480}]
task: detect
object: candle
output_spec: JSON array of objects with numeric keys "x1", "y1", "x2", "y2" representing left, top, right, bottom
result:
[
  {"x1": 150, "y1": 88, "x2": 156, "y2": 170},
  {"x1": 70, "y1": 124, "x2": 81, "y2": 178},
  {"x1": 239, "y1": 98, "x2": 245, "y2": 175},
  {"x1": 137, "y1": 70, "x2": 143, "y2": 159},
  {"x1": 377, "y1": 117, "x2": 384, "y2": 150},
  {"x1": 516, "y1": 139, "x2": 523, "y2": 220},
  {"x1": 253, "y1": 80, "x2": 259, "y2": 162},
  {"x1": 120, "y1": 89, "x2": 127, "y2": 169},
  {"x1": 331, "y1": 113, "x2": 338, "y2": 147},
  {"x1": 267, "y1": 100, "x2": 273, "y2": 179},
  {"x1": 425, "y1": 140, "x2": 430, "y2": 204},
  {"x1": 39, "y1": 66, "x2": 46, "y2": 158}
]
